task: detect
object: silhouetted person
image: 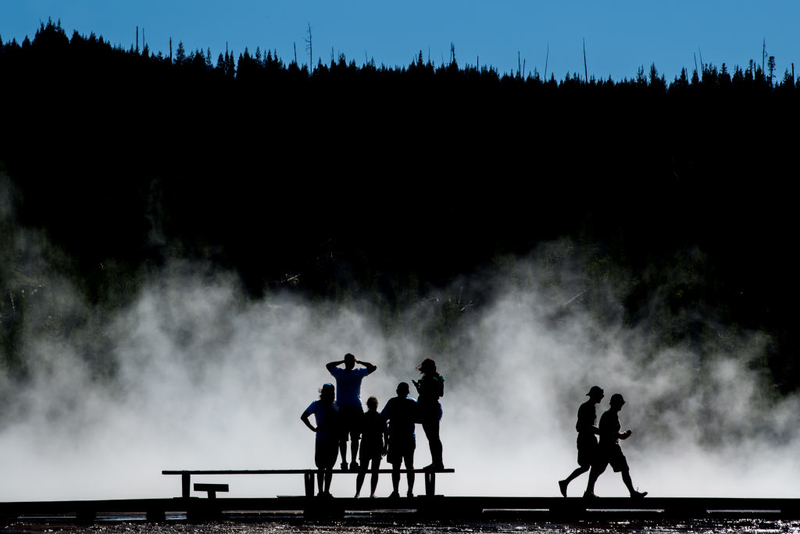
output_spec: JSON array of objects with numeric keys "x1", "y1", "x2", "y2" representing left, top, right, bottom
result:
[
  {"x1": 355, "y1": 396, "x2": 388, "y2": 498},
  {"x1": 559, "y1": 386, "x2": 604, "y2": 497},
  {"x1": 327, "y1": 353, "x2": 377, "y2": 471},
  {"x1": 381, "y1": 382, "x2": 418, "y2": 498},
  {"x1": 412, "y1": 358, "x2": 444, "y2": 470},
  {"x1": 301, "y1": 383, "x2": 340, "y2": 497},
  {"x1": 584, "y1": 393, "x2": 647, "y2": 499}
]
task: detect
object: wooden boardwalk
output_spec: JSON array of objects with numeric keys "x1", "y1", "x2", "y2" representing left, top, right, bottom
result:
[{"x1": 2, "y1": 496, "x2": 799, "y2": 524}]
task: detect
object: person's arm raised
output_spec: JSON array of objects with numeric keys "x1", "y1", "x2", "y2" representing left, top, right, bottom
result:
[
  {"x1": 358, "y1": 359, "x2": 377, "y2": 374},
  {"x1": 326, "y1": 360, "x2": 344, "y2": 371}
]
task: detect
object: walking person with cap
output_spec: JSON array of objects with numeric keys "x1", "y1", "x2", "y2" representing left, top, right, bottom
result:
[
  {"x1": 584, "y1": 393, "x2": 647, "y2": 499},
  {"x1": 559, "y1": 385, "x2": 604, "y2": 497}
]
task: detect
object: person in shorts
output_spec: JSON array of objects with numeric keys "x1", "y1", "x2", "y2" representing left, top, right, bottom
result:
[
  {"x1": 327, "y1": 353, "x2": 377, "y2": 470},
  {"x1": 301, "y1": 383, "x2": 339, "y2": 496},
  {"x1": 584, "y1": 393, "x2": 647, "y2": 499},
  {"x1": 558, "y1": 385, "x2": 604, "y2": 497},
  {"x1": 381, "y1": 382, "x2": 418, "y2": 498},
  {"x1": 413, "y1": 358, "x2": 445, "y2": 470},
  {"x1": 355, "y1": 396, "x2": 388, "y2": 498}
]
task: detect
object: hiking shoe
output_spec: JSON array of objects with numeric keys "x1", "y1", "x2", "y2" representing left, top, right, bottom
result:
[{"x1": 558, "y1": 480, "x2": 568, "y2": 498}]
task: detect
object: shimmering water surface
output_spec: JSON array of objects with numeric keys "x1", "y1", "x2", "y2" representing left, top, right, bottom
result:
[{"x1": 5, "y1": 518, "x2": 800, "y2": 534}]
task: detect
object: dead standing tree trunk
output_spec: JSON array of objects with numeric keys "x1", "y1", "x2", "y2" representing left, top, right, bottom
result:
[
  {"x1": 583, "y1": 38, "x2": 588, "y2": 83},
  {"x1": 305, "y1": 23, "x2": 313, "y2": 73}
]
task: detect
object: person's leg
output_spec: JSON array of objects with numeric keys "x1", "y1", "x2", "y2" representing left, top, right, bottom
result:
[
  {"x1": 325, "y1": 441, "x2": 339, "y2": 495},
  {"x1": 339, "y1": 410, "x2": 351, "y2": 469},
  {"x1": 370, "y1": 456, "x2": 381, "y2": 497},
  {"x1": 422, "y1": 419, "x2": 443, "y2": 468},
  {"x1": 339, "y1": 436, "x2": 348, "y2": 470},
  {"x1": 355, "y1": 446, "x2": 367, "y2": 497},
  {"x1": 621, "y1": 469, "x2": 634, "y2": 493},
  {"x1": 314, "y1": 441, "x2": 325, "y2": 495},
  {"x1": 562, "y1": 437, "x2": 593, "y2": 497},
  {"x1": 391, "y1": 462, "x2": 400, "y2": 496},
  {"x1": 405, "y1": 454, "x2": 415, "y2": 496},
  {"x1": 559, "y1": 464, "x2": 590, "y2": 496},
  {"x1": 621, "y1": 469, "x2": 647, "y2": 497},
  {"x1": 349, "y1": 409, "x2": 363, "y2": 470},
  {"x1": 355, "y1": 465, "x2": 366, "y2": 497},
  {"x1": 565, "y1": 464, "x2": 590, "y2": 484},
  {"x1": 350, "y1": 431, "x2": 360, "y2": 469},
  {"x1": 584, "y1": 463, "x2": 605, "y2": 497}
]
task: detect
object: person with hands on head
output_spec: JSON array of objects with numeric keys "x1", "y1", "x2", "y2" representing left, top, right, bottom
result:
[{"x1": 326, "y1": 353, "x2": 377, "y2": 471}]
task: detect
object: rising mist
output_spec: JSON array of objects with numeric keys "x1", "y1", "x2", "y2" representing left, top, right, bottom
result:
[{"x1": 1, "y1": 180, "x2": 797, "y2": 501}]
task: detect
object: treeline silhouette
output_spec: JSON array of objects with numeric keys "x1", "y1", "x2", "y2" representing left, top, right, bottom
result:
[{"x1": 1, "y1": 21, "x2": 798, "y2": 391}]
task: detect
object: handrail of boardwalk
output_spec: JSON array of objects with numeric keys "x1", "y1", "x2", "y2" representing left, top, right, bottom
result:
[{"x1": 162, "y1": 468, "x2": 455, "y2": 498}]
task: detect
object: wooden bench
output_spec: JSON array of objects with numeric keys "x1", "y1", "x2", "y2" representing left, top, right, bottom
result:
[{"x1": 163, "y1": 468, "x2": 455, "y2": 498}]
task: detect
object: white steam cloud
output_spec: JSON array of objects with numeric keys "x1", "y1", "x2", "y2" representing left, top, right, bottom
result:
[{"x1": 1, "y1": 177, "x2": 798, "y2": 502}]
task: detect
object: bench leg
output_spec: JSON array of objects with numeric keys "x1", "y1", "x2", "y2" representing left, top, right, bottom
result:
[
  {"x1": 181, "y1": 473, "x2": 191, "y2": 499},
  {"x1": 425, "y1": 472, "x2": 435, "y2": 496},
  {"x1": 304, "y1": 472, "x2": 315, "y2": 497}
]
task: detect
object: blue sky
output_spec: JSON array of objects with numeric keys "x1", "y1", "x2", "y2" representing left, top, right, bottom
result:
[{"x1": 2, "y1": 1, "x2": 799, "y2": 82}]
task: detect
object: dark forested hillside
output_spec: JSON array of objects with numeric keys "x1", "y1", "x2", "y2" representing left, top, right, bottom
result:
[{"x1": 1, "y1": 21, "x2": 798, "y2": 389}]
